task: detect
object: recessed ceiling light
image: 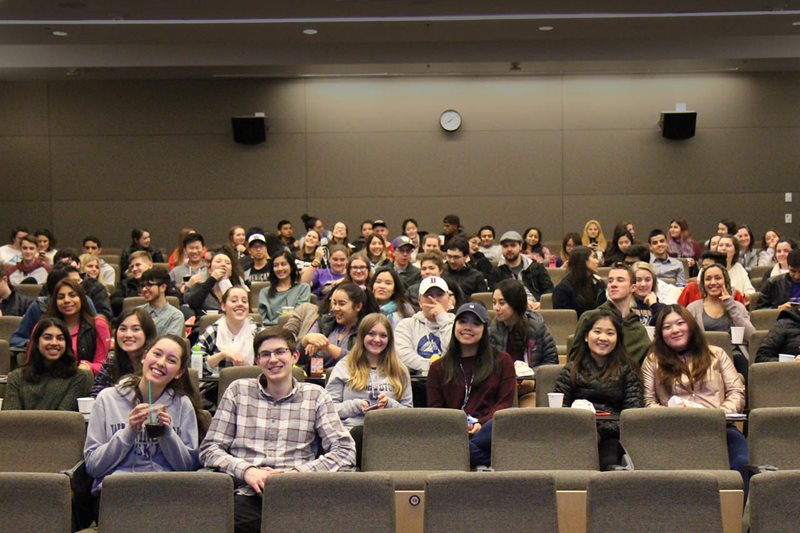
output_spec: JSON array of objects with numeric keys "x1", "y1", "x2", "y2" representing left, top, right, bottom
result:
[
  {"x1": 303, "y1": 28, "x2": 318, "y2": 35},
  {"x1": 51, "y1": 30, "x2": 69, "y2": 37},
  {"x1": 792, "y1": 21, "x2": 800, "y2": 26},
  {"x1": 538, "y1": 25, "x2": 554, "y2": 32}
]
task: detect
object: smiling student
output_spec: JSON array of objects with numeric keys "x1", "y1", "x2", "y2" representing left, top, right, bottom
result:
[
  {"x1": 4, "y1": 317, "x2": 91, "y2": 411},
  {"x1": 196, "y1": 287, "x2": 262, "y2": 376},
  {"x1": 138, "y1": 268, "x2": 185, "y2": 336},
  {"x1": 84, "y1": 334, "x2": 201, "y2": 501},
  {"x1": 200, "y1": 327, "x2": 356, "y2": 533},
  {"x1": 258, "y1": 250, "x2": 311, "y2": 326}
]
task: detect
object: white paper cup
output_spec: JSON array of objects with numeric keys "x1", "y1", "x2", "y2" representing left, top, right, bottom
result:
[
  {"x1": 779, "y1": 354, "x2": 797, "y2": 363},
  {"x1": 547, "y1": 392, "x2": 564, "y2": 408},
  {"x1": 77, "y1": 397, "x2": 95, "y2": 415},
  {"x1": 0, "y1": 398, "x2": 4, "y2": 411},
  {"x1": 645, "y1": 326, "x2": 655, "y2": 341},
  {"x1": 730, "y1": 327, "x2": 745, "y2": 345}
]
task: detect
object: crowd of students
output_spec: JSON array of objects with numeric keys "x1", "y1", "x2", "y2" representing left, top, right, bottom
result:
[{"x1": 0, "y1": 213, "x2": 799, "y2": 532}]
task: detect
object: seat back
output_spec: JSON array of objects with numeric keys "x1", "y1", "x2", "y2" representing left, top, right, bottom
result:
[
  {"x1": 216, "y1": 365, "x2": 305, "y2": 402},
  {"x1": 217, "y1": 366, "x2": 262, "y2": 402},
  {"x1": 546, "y1": 267, "x2": 567, "y2": 286},
  {"x1": 121, "y1": 297, "x2": 146, "y2": 314},
  {"x1": 261, "y1": 473, "x2": 394, "y2": 533},
  {"x1": 491, "y1": 408, "x2": 599, "y2": 470},
  {"x1": 197, "y1": 313, "x2": 223, "y2": 333},
  {"x1": 704, "y1": 331, "x2": 733, "y2": 358},
  {"x1": 425, "y1": 472, "x2": 558, "y2": 533},
  {"x1": 0, "y1": 339, "x2": 10, "y2": 375},
  {"x1": 749, "y1": 309, "x2": 780, "y2": 331},
  {"x1": 0, "y1": 473, "x2": 72, "y2": 533},
  {"x1": 249, "y1": 281, "x2": 270, "y2": 312},
  {"x1": 537, "y1": 309, "x2": 577, "y2": 352},
  {"x1": 361, "y1": 408, "x2": 469, "y2": 472},
  {"x1": 0, "y1": 411, "x2": 86, "y2": 472},
  {"x1": 586, "y1": 471, "x2": 722, "y2": 533},
  {"x1": 539, "y1": 293, "x2": 553, "y2": 309},
  {"x1": 468, "y1": 291, "x2": 492, "y2": 309},
  {"x1": 620, "y1": 408, "x2": 729, "y2": 470},
  {"x1": 533, "y1": 364, "x2": 565, "y2": 407},
  {"x1": 748, "y1": 330, "x2": 769, "y2": 367},
  {"x1": 0, "y1": 316, "x2": 22, "y2": 342},
  {"x1": 749, "y1": 362, "x2": 800, "y2": 408},
  {"x1": 98, "y1": 472, "x2": 234, "y2": 533},
  {"x1": 749, "y1": 470, "x2": 800, "y2": 533},
  {"x1": 13, "y1": 283, "x2": 43, "y2": 300},
  {"x1": 748, "y1": 407, "x2": 800, "y2": 470}
]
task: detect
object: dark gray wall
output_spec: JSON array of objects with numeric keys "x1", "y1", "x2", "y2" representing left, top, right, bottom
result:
[{"x1": 1, "y1": 74, "x2": 797, "y2": 251}]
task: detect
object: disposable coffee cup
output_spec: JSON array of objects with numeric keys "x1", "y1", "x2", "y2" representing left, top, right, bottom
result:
[
  {"x1": 548, "y1": 392, "x2": 564, "y2": 408},
  {"x1": 145, "y1": 404, "x2": 165, "y2": 438},
  {"x1": 730, "y1": 327, "x2": 745, "y2": 345},
  {"x1": 779, "y1": 354, "x2": 797, "y2": 363},
  {"x1": 281, "y1": 306, "x2": 295, "y2": 315},
  {"x1": 77, "y1": 397, "x2": 95, "y2": 415},
  {"x1": 645, "y1": 326, "x2": 655, "y2": 341},
  {"x1": 0, "y1": 398, "x2": 4, "y2": 411}
]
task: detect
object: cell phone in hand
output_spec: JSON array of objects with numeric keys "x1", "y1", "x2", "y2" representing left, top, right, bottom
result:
[{"x1": 364, "y1": 403, "x2": 381, "y2": 412}]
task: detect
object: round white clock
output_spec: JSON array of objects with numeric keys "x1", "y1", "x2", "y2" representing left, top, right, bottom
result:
[{"x1": 440, "y1": 109, "x2": 462, "y2": 132}]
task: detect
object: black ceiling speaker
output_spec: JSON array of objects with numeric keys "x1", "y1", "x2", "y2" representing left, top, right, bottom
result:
[
  {"x1": 231, "y1": 116, "x2": 267, "y2": 145},
  {"x1": 659, "y1": 111, "x2": 696, "y2": 140}
]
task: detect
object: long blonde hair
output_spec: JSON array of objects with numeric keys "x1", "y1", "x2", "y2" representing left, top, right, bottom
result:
[
  {"x1": 582, "y1": 219, "x2": 607, "y2": 251},
  {"x1": 346, "y1": 313, "x2": 407, "y2": 398}
]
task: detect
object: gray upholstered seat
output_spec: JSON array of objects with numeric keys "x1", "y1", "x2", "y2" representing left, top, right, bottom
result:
[
  {"x1": 0, "y1": 472, "x2": 72, "y2": 533},
  {"x1": 586, "y1": 471, "x2": 723, "y2": 533},
  {"x1": 748, "y1": 407, "x2": 800, "y2": 470},
  {"x1": 425, "y1": 472, "x2": 558, "y2": 533},
  {"x1": 749, "y1": 470, "x2": 800, "y2": 533},
  {"x1": 0, "y1": 316, "x2": 22, "y2": 343},
  {"x1": 619, "y1": 408, "x2": 742, "y2": 489},
  {"x1": 533, "y1": 364, "x2": 564, "y2": 407},
  {"x1": 0, "y1": 411, "x2": 85, "y2": 473},
  {"x1": 95, "y1": 472, "x2": 234, "y2": 533},
  {"x1": 361, "y1": 408, "x2": 469, "y2": 489},
  {"x1": 491, "y1": 407, "x2": 600, "y2": 489},
  {"x1": 749, "y1": 308, "x2": 781, "y2": 331},
  {"x1": 261, "y1": 472, "x2": 395, "y2": 533},
  {"x1": 749, "y1": 363, "x2": 800, "y2": 408},
  {"x1": 537, "y1": 309, "x2": 577, "y2": 355},
  {"x1": 217, "y1": 365, "x2": 305, "y2": 402}
]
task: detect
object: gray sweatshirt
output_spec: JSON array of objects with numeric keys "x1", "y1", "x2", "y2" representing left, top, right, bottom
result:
[
  {"x1": 326, "y1": 356, "x2": 413, "y2": 428},
  {"x1": 394, "y1": 311, "x2": 455, "y2": 372},
  {"x1": 84, "y1": 384, "x2": 199, "y2": 495}
]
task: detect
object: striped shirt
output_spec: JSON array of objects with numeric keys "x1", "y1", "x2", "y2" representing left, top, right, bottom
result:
[{"x1": 199, "y1": 377, "x2": 356, "y2": 495}]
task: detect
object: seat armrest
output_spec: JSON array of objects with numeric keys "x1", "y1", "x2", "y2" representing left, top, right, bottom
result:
[
  {"x1": 745, "y1": 464, "x2": 778, "y2": 475},
  {"x1": 64, "y1": 460, "x2": 95, "y2": 530}
]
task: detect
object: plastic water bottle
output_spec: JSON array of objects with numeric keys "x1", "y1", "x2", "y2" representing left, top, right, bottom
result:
[{"x1": 191, "y1": 344, "x2": 204, "y2": 380}]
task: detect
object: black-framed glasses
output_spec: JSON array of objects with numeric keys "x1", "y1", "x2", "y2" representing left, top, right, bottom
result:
[{"x1": 256, "y1": 348, "x2": 291, "y2": 360}]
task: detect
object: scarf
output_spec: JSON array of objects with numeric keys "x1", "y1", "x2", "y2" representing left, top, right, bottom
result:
[{"x1": 216, "y1": 317, "x2": 258, "y2": 366}]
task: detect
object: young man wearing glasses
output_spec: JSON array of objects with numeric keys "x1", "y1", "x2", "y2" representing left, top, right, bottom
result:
[
  {"x1": 138, "y1": 268, "x2": 184, "y2": 336},
  {"x1": 200, "y1": 327, "x2": 356, "y2": 533}
]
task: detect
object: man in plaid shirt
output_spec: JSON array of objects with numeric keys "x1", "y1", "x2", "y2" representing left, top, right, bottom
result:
[{"x1": 200, "y1": 327, "x2": 356, "y2": 533}]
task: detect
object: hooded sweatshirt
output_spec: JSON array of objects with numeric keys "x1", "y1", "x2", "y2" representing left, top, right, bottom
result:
[
  {"x1": 394, "y1": 311, "x2": 455, "y2": 372},
  {"x1": 84, "y1": 383, "x2": 199, "y2": 495}
]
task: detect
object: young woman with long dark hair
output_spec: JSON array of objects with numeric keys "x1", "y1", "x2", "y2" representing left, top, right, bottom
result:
[
  {"x1": 426, "y1": 302, "x2": 515, "y2": 467},
  {"x1": 91, "y1": 308, "x2": 157, "y2": 397},
  {"x1": 553, "y1": 247, "x2": 606, "y2": 318}
]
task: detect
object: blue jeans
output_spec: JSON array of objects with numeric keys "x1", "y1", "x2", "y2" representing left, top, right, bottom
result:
[
  {"x1": 727, "y1": 425, "x2": 750, "y2": 499},
  {"x1": 469, "y1": 419, "x2": 494, "y2": 467}
]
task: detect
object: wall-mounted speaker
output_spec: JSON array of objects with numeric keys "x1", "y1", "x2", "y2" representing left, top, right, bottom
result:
[
  {"x1": 659, "y1": 111, "x2": 696, "y2": 140},
  {"x1": 231, "y1": 116, "x2": 267, "y2": 145}
]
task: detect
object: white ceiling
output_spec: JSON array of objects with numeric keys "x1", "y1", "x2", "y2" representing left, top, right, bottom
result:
[{"x1": 2, "y1": 0, "x2": 800, "y2": 79}]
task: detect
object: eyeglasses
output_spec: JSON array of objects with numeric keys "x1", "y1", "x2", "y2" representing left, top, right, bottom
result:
[
  {"x1": 138, "y1": 281, "x2": 160, "y2": 288},
  {"x1": 256, "y1": 348, "x2": 291, "y2": 360}
]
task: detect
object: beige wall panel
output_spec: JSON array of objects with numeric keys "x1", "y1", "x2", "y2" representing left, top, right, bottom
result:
[
  {"x1": 50, "y1": 133, "x2": 306, "y2": 201},
  {"x1": 563, "y1": 128, "x2": 800, "y2": 195},
  {"x1": 0, "y1": 202, "x2": 52, "y2": 234},
  {"x1": 0, "y1": 137, "x2": 51, "y2": 200},
  {"x1": 307, "y1": 130, "x2": 562, "y2": 197},
  {"x1": 52, "y1": 198, "x2": 310, "y2": 249},
  {"x1": 563, "y1": 73, "x2": 800, "y2": 130},
  {"x1": 307, "y1": 194, "x2": 563, "y2": 242},
  {"x1": 49, "y1": 79, "x2": 306, "y2": 135},
  {"x1": 563, "y1": 193, "x2": 792, "y2": 243},
  {"x1": 0, "y1": 82, "x2": 49, "y2": 136},
  {"x1": 305, "y1": 77, "x2": 562, "y2": 133}
]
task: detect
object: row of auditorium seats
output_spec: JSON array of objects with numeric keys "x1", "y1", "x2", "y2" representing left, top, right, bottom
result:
[
  {"x1": 1, "y1": 407, "x2": 799, "y2": 532},
  {"x1": 2, "y1": 468, "x2": 795, "y2": 533}
]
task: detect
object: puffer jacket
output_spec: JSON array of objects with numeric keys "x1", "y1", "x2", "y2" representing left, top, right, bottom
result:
[
  {"x1": 488, "y1": 311, "x2": 558, "y2": 367},
  {"x1": 756, "y1": 307, "x2": 800, "y2": 362}
]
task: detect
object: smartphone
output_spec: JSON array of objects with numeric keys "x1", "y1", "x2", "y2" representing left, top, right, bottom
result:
[{"x1": 364, "y1": 403, "x2": 381, "y2": 412}]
